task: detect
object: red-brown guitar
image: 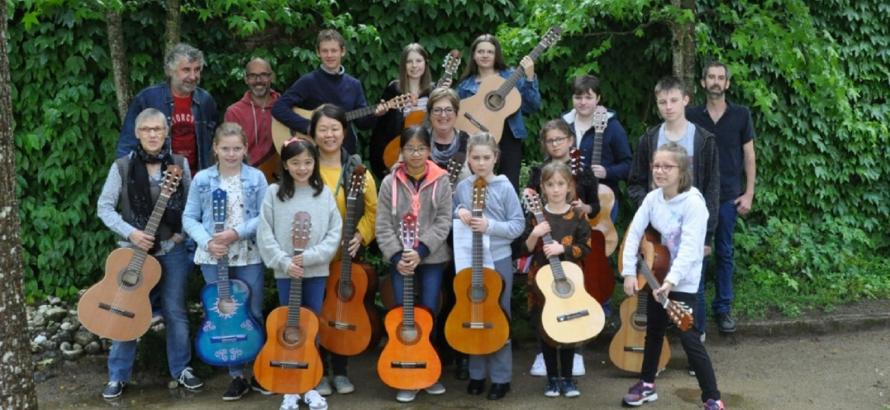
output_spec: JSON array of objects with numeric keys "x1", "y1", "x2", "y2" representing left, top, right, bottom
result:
[
  {"x1": 569, "y1": 148, "x2": 615, "y2": 304},
  {"x1": 589, "y1": 106, "x2": 618, "y2": 256}
]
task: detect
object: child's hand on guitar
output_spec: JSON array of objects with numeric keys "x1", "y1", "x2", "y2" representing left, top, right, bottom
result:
[
  {"x1": 623, "y1": 276, "x2": 638, "y2": 297},
  {"x1": 571, "y1": 199, "x2": 592, "y2": 216},
  {"x1": 531, "y1": 220, "x2": 551, "y2": 238},
  {"x1": 128, "y1": 230, "x2": 155, "y2": 251},
  {"x1": 291, "y1": 254, "x2": 303, "y2": 267},
  {"x1": 469, "y1": 216, "x2": 489, "y2": 233},
  {"x1": 653, "y1": 281, "x2": 674, "y2": 301},
  {"x1": 543, "y1": 242, "x2": 565, "y2": 258},
  {"x1": 374, "y1": 99, "x2": 388, "y2": 117},
  {"x1": 287, "y1": 262, "x2": 304, "y2": 279},
  {"x1": 207, "y1": 240, "x2": 229, "y2": 258},
  {"x1": 591, "y1": 164, "x2": 607, "y2": 179},
  {"x1": 458, "y1": 208, "x2": 473, "y2": 226},
  {"x1": 348, "y1": 232, "x2": 363, "y2": 258},
  {"x1": 212, "y1": 229, "x2": 239, "y2": 246}
]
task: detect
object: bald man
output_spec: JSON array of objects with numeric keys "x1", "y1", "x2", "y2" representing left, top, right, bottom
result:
[{"x1": 225, "y1": 57, "x2": 281, "y2": 181}]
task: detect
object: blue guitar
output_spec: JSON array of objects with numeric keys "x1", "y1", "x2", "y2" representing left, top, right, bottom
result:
[{"x1": 195, "y1": 188, "x2": 264, "y2": 366}]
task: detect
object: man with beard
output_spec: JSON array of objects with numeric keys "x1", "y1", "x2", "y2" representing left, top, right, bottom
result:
[
  {"x1": 686, "y1": 61, "x2": 757, "y2": 336},
  {"x1": 225, "y1": 57, "x2": 280, "y2": 181},
  {"x1": 117, "y1": 43, "x2": 219, "y2": 172}
]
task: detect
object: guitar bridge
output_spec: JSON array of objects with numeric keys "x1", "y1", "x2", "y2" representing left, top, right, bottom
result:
[
  {"x1": 97, "y1": 303, "x2": 135, "y2": 318},
  {"x1": 623, "y1": 346, "x2": 645, "y2": 353},
  {"x1": 461, "y1": 322, "x2": 493, "y2": 329},
  {"x1": 556, "y1": 310, "x2": 590, "y2": 322},
  {"x1": 210, "y1": 335, "x2": 248, "y2": 343},
  {"x1": 270, "y1": 360, "x2": 309, "y2": 369},
  {"x1": 390, "y1": 361, "x2": 427, "y2": 369},
  {"x1": 327, "y1": 320, "x2": 357, "y2": 331}
]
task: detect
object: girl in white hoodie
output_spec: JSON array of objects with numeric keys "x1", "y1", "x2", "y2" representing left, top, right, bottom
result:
[{"x1": 620, "y1": 142, "x2": 724, "y2": 410}]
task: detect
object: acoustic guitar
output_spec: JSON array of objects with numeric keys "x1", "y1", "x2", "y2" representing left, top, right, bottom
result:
[
  {"x1": 382, "y1": 50, "x2": 462, "y2": 169},
  {"x1": 253, "y1": 212, "x2": 323, "y2": 394},
  {"x1": 608, "y1": 291, "x2": 671, "y2": 373},
  {"x1": 78, "y1": 165, "x2": 182, "y2": 341},
  {"x1": 569, "y1": 148, "x2": 615, "y2": 305},
  {"x1": 445, "y1": 178, "x2": 510, "y2": 355},
  {"x1": 523, "y1": 191, "x2": 604, "y2": 345},
  {"x1": 319, "y1": 165, "x2": 373, "y2": 356},
  {"x1": 194, "y1": 188, "x2": 265, "y2": 367},
  {"x1": 377, "y1": 214, "x2": 442, "y2": 390},
  {"x1": 588, "y1": 106, "x2": 618, "y2": 256},
  {"x1": 454, "y1": 26, "x2": 561, "y2": 142},
  {"x1": 446, "y1": 151, "x2": 466, "y2": 190},
  {"x1": 271, "y1": 94, "x2": 414, "y2": 154},
  {"x1": 636, "y1": 227, "x2": 694, "y2": 331}
]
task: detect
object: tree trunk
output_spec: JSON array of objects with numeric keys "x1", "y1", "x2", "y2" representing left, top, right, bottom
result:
[
  {"x1": 165, "y1": 0, "x2": 181, "y2": 55},
  {"x1": 106, "y1": 8, "x2": 132, "y2": 123},
  {"x1": 0, "y1": 4, "x2": 39, "y2": 409},
  {"x1": 670, "y1": 0, "x2": 697, "y2": 96}
]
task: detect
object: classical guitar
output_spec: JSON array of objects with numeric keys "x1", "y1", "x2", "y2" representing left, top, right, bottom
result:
[
  {"x1": 377, "y1": 214, "x2": 442, "y2": 390},
  {"x1": 588, "y1": 106, "x2": 618, "y2": 256},
  {"x1": 272, "y1": 94, "x2": 415, "y2": 154},
  {"x1": 319, "y1": 165, "x2": 373, "y2": 356},
  {"x1": 608, "y1": 291, "x2": 671, "y2": 373},
  {"x1": 194, "y1": 188, "x2": 264, "y2": 367},
  {"x1": 523, "y1": 191, "x2": 604, "y2": 345},
  {"x1": 445, "y1": 151, "x2": 467, "y2": 190},
  {"x1": 78, "y1": 165, "x2": 182, "y2": 341},
  {"x1": 454, "y1": 26, "x2": 562, "y2": 142},
  {"x1": 253, "y1": 212, "x2": 323, "y2": 394},
  {"x1": 445, "y1": 178, "x2": 510, "y2": 355},
  {"x1": 636, "y1": 227, "x2": 694, "y2": 331},
  {"x1": 383, "y1": 49, "x2": 462, "y2": 169},
  {"x1": 569, "y1": 148, "x2": 615, "y2": 305}
]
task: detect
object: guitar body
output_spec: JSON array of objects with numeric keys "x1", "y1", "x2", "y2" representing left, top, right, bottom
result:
[
  {"x1": 255, "y1": 152, "x2": 281, "y2": 183},
  {"x1": 583, "y1": 230, "x2": 615, "y2": 304},
  {"x1": 638, "y1": 228, "x2": 670, "y2": 286},
  {"x1": 608, "y1": 294, "x2": 670, "y2": 373},
  {"x1": 536, "y1": 261, "x2": 605, "y2": 345},
  {"x1": 444, "y1": 267, "x2": 510, "y2": 355},
  {"x1": 591, "y1": 185, "x2": 618, "y2": 255},
  {"x1": 377, "y1": 306, "x2": 441, "y2": 390},
  {"x1": 319, "y1": 263, "x2": 372, "y2": 356},
  {"x1": 359, "y1": 262, "x2": 385, "y2": 352},
  {"x1": 253, "y1": 306, "x2": 323, "y2": 394},
  {"x1": 455, "y1": 78, "x2": 521, "y2": 142},
  {"x1": 194, "y1": 279, "x2": 264, "y2": 366},
  {"x1": 77, "y1": 247, "x2": 162, "y2": 341},
  {"x1": 383, "y1": 110, "x2": 427, "y2": 169}
]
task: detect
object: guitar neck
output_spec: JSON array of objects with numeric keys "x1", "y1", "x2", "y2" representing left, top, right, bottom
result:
[
  {"x1": 533, "y1": 210, "x2": 568, "y2": 282},
  {"x1": 638, "y1": 259, "x2": 666, "y2": 304},
  {"x1": 495, "y1": 41, "x2": 548, "y2": 97},
  {"x1": 402, "y1": 267, "x2": 415, "y2": 327},
  {"x1": 286, "y1": 250, "x2": 305, "y2": 328},
  {"x1": 345, "y1": 105, "x2": 379, "y2": 122},
  {"x1": 471, "y1": 209, "x2": 484, "y2": 288},
  {"x1": 214, "y1": 221, "x2": 231, "y2": 300},
  {"x1": 591, "y1": 131, "x2": 604, "y2": 166},
  {"x1": 126, "y1": 192, "x2": 171, "y2": 272},
  {"x1": 339, "y1": 194, "x2": 360, "y2": 286}
]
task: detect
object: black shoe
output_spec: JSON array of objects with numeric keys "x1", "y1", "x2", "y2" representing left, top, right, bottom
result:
[
  {"x1": 223, "y1": 377, "x2": 249, "y2": 401},
  {"x1": 467, "y1": 379, "x2": 485, "y2": 395},
  {"x1": 177, "y1": 367, "x2": 204, "y2": 390},
  {"x1": 102, "y1": 381, "x2": 126, "y2": 399},
  {"x1": 455, "y1": 355, "x2": 470, "y2": 380},
  {"x1": 716, "y1": 312, "x2": 737, "y2": 333},
  {"x1": 487, "y1": 382, "x2": 510, "y2": 400},
  {"x1": 250, "y1": 376, "x2": 272, "y2": 395}
]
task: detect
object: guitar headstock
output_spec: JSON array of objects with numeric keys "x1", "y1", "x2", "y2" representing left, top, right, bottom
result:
[
  {"x1": 160, "y1": 165, "x2": 183, "y2": 197},
  {"x1": 472, "y1": 177, "x2": 487, "y2": 212},
  {"x1": 446, "y1": 152, "x2": 465, "y2": 187},
  {"x1": 568, "y1": 148, "x2": 583, "y2": 176},
  {"x1": 399, "y1": 213, "x2": 418, "y2": 250},
  {"x1": 386, "y1": 94, "x2": 416, "y2": 111},
  {"x1": 522, "y1": 189, "x2": 543, "y2": 216},
  {"x1": 540, "y1": 26, "x2": 563, "y2": 49},
  {"x1": 666, "y1": 300, "x2": 694, "y2": 332},
  {"x1": 442, "y1": 49, "x2": 462, "y2": 79},
  {"x1": 347, "y1": 164, "x2": 367, "y2": 201},
  {"x1": 291, "y1": 211, "x2": 312, "y2": 252},
  {"x1": 593, "y1": 106, "x2": 609, "y2": 134},
  {"x1": 212, "y1": 188, "x2": 227, "y2": 224}
]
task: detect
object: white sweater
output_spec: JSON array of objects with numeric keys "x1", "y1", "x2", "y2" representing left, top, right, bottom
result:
[{"x1": 621, "y1": 187, "x2": 709, "y2": 293}]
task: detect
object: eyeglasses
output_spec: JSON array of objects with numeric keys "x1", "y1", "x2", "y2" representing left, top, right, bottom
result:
[
  {"x1": 431, "y1": 107, "x2": 455, "y2": 116},
  {"x1": 138, "y1": 126, "x2": 165, "y2": 135},
  {"x1": 246, "y1": 72, "x2": 272, "y2": 81},
  {"x1": 403, "y1": 146, "x2": 428, "y2": 155},
  {"x1": 544, "y1": 136, "x2": 570, "y2": 146},
  {"x1": 652, "y1": 164, "x2": 679, "y2": 172}
]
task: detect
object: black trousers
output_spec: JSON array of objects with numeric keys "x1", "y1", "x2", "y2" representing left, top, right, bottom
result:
[
  {"x1": 497, "y1": 131, "x2": 523, "y2": 190},
  {"x1": 641, "y1": 291, "x2": 720, "y2": 402}
]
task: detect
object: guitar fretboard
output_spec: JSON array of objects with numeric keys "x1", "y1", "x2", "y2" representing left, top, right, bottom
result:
[
  {"x1": 126, "y1": 193, "x2": 170, "y2": 273},
  {"x1": 286, "y1": 248, "x2": 305, "y2": 330},
  {"x1": 338, "y1": 184, "x2": 361, "y2": 294},
  {"x1": 533, "y1": 209, "x2": 568, "y2": 283}
]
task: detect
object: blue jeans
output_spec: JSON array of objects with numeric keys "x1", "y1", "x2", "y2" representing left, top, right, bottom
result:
[
  {"x1": 390, "y1": 262, "x2": 447, "y2": 311},
  {"x1": 108, "y1": 243, "x2": 192, "y2": 382},
  {"x1": 201, "y1": 262, "x2": 266, "y2": 378},
  {"x1": 276, "y1": 276, "x2": 326, "y2": 314},
  {"x1": 696, "y1": 200, "x2": 737, "y2": 332}
]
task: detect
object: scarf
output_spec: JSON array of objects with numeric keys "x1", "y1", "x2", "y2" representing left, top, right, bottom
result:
[
  {"x1": 128, "y1": 143, "x2": 185, "y2": 252},
  {"x1": 430, "y1": 129, "x2": 462, "y2": 166}
]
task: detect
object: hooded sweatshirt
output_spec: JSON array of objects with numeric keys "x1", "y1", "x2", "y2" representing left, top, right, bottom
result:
[
  {"x1": 453, "y1": 174, "x2": 525, "y2": 262},
  {"x1": 224, "y1": 90, "x2": 281, "y2": 166}
]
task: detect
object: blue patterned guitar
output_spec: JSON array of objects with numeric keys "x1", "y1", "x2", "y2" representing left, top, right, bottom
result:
[{"x1": 195, "y1": 188, "x2": 265, "y2": 366}]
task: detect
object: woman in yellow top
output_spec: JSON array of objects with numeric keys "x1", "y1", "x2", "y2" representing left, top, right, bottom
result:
[{"x1": 308, "y1": 104, "x2": 378, "y2": 396}]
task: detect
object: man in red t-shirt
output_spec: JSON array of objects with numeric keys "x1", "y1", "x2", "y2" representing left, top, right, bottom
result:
[{"x1": 224, "y1": 57, "x2": 280, "y2": 181}]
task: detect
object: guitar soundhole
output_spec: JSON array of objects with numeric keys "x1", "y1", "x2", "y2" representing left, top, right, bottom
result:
[
  {"x1": 282, "y1": 326, "x2": 301, "y2": 346},
  {"x1": 631, "y1": 313, "x2": 647, "y2": 330},
  {"x1": 552, "y1": 278, "x2": 574, "y2": 298},
  {"x1": 338, "y1": 281, "x2": 355, "y2": 301},
  {"x1": 217, "y1": 298, "x2": 235, "y2": 315},
  {"x1": 118, "y1": 269, "x2": 142, "y2": 288},
  {"x1": 468, "y1": 285, "x2": 487, "y2": 304},
  {"x1": 398, "y1": 323, "x2": 420, "y2": 345},
  {"x1": 484, "y1": 92, "x2": 505, "y2": 111}
]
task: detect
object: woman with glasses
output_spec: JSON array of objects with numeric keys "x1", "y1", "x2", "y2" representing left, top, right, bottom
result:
[{"x1": 427, "y1": 87, "x2": 470, "y2": 182}]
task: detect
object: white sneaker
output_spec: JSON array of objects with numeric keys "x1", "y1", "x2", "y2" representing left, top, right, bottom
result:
[
  {"x1": 332, "y1": 375, "x2": 355, "y2": 394},
  {"x1": 279, "y1": 394, "x2": 300, "y2": 410},
  {"x1": 424, "y1": 381, "x2": 446, "y2": 395},
  {"x1": 572, "y1": 353, "x2": 586, "y2": 376},
  {"x1": 303, "y1": 390, "x2": 327, "y2": 410},
  {"x1": 315, "y1": 377, "x2": 332, "y2": 396},
  {"x1": 700, "y1": 331, "x2": 707, "y2": 344},
  {"x1": 395, "y1": 389, "x2": 419, "y2": 402},
  {"x1": 530, "y1": 352, "x2": 546, "y2": 376}
]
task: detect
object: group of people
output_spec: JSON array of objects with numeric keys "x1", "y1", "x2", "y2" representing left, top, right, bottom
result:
[{"x1": 97, "y1": 27, "x2": 756, "y2": 410}]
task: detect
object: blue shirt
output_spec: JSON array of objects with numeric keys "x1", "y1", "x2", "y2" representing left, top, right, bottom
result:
[{"x1": 456, "y1": 69, "x2": 541, "y2": 139}]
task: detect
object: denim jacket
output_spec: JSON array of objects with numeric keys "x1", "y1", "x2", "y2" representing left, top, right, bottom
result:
[
  {"x1": 116, "y1": 83, "x2": 219, "y2": 170},
  {"x1": 456, "y1": 69, "x2": 541, "y2": 139},
  {"x1": 182, "y1": 164, "x2": 268, "y2": 250}
]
